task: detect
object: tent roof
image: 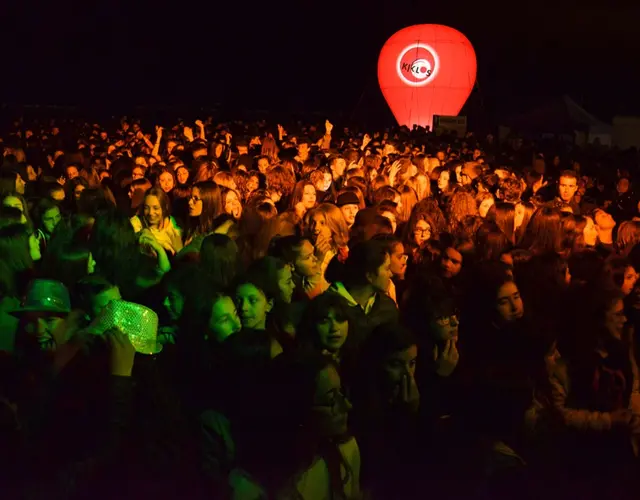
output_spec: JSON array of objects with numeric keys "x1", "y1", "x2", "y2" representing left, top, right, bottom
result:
[{"x1": 506, "y1": 95, "x2": 612, "y2": 134}]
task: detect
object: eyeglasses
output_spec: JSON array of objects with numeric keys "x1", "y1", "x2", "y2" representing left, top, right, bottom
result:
[
  {"x1": 414, "y1": 228, "x2": 431, "y2": 236},
  {"x1": 190, "y1": 195, "x2": 202, "y2": 202},
  {"x1": 434, "y1": 313, "x2": 459, "y2": 326}
]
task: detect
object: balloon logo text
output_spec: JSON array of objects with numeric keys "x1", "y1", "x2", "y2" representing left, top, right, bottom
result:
[{"x1": 397, "y1": 43, "x2": 439, "y2": 87}]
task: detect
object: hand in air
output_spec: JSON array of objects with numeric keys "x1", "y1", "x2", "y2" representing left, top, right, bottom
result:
[{"x1": 434, "y1": 338, "x2": 459, "y2": 377}]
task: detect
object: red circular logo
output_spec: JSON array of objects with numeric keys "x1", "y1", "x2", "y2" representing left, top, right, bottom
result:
[{"x1": 396, "y1": 43, "x2": 439, "y2": 87}]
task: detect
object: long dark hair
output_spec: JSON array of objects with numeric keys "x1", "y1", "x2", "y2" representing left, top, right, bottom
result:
[
  {"x1": 88, "y1": 210, "x2": 143, "y2": 298},
  {"x1": 240, "y1": 351, "x2": 352, "y2": 497},
  {"x1": 200, "y1": 233, "x2": 239, "y2": 289},
  {"x1": 139, "y1": 187, "x2": 172, "y2": 228},
  {"x1": 186, "y1": 181, "x2": 223, "y2": 241}
]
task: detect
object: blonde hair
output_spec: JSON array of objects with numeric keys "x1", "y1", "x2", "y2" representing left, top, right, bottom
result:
[
  {"x1": 213, "y1": 171, "x2": 237, "y2": 191},
  {"x1": 306, "y1": 203, "x2": 350, "y2": 248},
  {"x1": 617, "y1": 220, "x2": 640, "y2": 257}
]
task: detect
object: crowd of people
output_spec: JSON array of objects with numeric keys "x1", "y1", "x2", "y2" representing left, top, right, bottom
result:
[{"x1": 1, "y1": 115, "x2": 640, "y2": 498}]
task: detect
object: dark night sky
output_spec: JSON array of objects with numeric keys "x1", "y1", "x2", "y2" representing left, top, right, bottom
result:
[{"x1": 2, "y1": 2, "x2": 638, "y2": 123}]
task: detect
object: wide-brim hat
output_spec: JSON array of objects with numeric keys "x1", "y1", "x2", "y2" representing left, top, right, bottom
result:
[
  {"x1": 11, "y1": 279, "x2": 71, "y2": 316},
  {"x1": 84, "y1": 299, "x2": 162, "y2": 355}
]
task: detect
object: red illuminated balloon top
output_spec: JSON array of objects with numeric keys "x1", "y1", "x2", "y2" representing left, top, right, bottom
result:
[{"x1": 377, "y1": 24, "x2": 477, "y2": 130}]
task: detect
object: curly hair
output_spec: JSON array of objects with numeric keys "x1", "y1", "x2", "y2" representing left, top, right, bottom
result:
[
  {"x1": 445, "y1": 190, "x2": 478, "y2": 232},
  {"x1": 497, "y1": 176, "x2": 523, "y2": 203},
  {"x1": 266, "y1": 165, "x2": 296, "y2": 197}
]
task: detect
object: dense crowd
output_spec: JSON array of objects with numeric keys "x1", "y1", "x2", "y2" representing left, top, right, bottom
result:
[{"x1": 2, "y1": 116, "x2": 640, "y2": 498}]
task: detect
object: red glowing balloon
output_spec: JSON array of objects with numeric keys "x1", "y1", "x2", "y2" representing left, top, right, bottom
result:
[{"x1": 377, "y1": 24, "x2": 477, "y2": 130}]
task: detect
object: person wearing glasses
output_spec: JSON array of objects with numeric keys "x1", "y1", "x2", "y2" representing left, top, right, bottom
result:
[
  {"x1": 183, "y1": 181, "x2": 224, "y2": 247},
  {"x1": 227, "y1": 351, "x2": 360, "y2": 499},
  {"x1": 402, "y1": 209, "x2": 437, "y2": 266}
]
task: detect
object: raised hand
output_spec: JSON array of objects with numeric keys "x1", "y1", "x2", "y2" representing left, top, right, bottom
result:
[
  {"x1": 106, "y1": 328, "x2": 136, "y2": 377},
  {"x1": 325, "y1": 120, "x2": 333, "y2": 135},
  {"x1": 183, "y1": 126, "x2": 194, "y2": 142},
  {"x1": 392, "y1": 372, "x2": 420, "y2": 412},
  {"x1": 434, "y1": 338, "x2": 459, "y2": 377}
]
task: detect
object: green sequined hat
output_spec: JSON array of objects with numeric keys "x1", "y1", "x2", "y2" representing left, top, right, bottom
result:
[
  {"x1": 11, "y1": 279, "x2": 71, "y2": 316},
  {"x1": 85, "y1": 299, "x2": 162, "y2": 355}
]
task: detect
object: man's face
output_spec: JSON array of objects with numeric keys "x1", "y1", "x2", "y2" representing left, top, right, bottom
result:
[
  {"x1": 558, "y1": 176, "x2": 578, "y2": 202},
  {"x1": 66, "y1": 166, "x2": 79, "y2": 180}
]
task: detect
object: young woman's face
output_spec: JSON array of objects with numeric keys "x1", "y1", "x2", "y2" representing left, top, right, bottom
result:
[
  {"x1": 294, "y1": 240, "x2": 319, "y2": 277},
  {"x1": 277, "y1": 265, "x2": 295, "y2": 303},
  {"x1": 389, "y1": 243, "x2": 407, "y2": 278},
  {"x1": 310, "y1": 213, "x2": 331, "y2": 243},
  {"x1": 440, "y1": 247, "x2": 462, "y2": 278},
  {"x1": 235, "y1": 283, "x2": 272, "y2": 330},
  {"x1": 311, "y1": 364, "x2": 351, "y2": 437},
  {"x1": 208, "y1": 296, "x2": 241, "y2": 342},
  {"x1": 621, "y1": 266, "x2": 639, "y2": 296},
  {"x1": 605, "y1": 298, "x2": 627, "y2": 340},
  {"x1": 224, "y1": 191, "x2": 242, "y2": 219},
  {"x1": 143, "y1": 195, "x2": 163, "y2": 226},
  {"x1": 73, "y1": 184, "x2": 85, "y2": 200},
  {"x1": 496, "y1": 281, "x2": 524, "y2": 323},
  {"x1": 383, "y1": 344, "x2": 418, "y2": 385},
  {"x1": 367, "y1": 254, "x2": 393, "y2": 292},
  {"x1": 430, "y1": 314, "x2": 459, "y2": 343},
  {"x1": 176, "y1": 167, "x2": 189, "y2": 185},
  {"x1": 246, "y1": 175, "x2": 259, "y2": 194},
  {"x1": 583, "y1": 216, "x2": 599, "y2": 246},
  {"x1": 319, "y1": 173, "x2": 332, "y2": 192},
  {"x1": 42, "y1": 207, "x2": 62, "y2": 234},
  {"x1": 316, "y1": 308, "x2": 348, "y2": 353},
  {"x1": 413, "y1": 219, "x2": 432, "y2": 246},
  {"x1": 188, "y1": 187, "x2": 203, "y2": 217},
  {"x1": 257, "y1": 157, "x2": 269, "y2": 173},
  {"x1": 437, "y1": 171, "x2": 450, "y2": 190},
  {"x1": 302, "y1": 185, "x2": 317, "y2": 209},
  {"x1": 163, "y1": 286, "x2": 184, "y2": 322},
  {"x1": 159, "y1": 172, "x2": 175, "y2": 193}
]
